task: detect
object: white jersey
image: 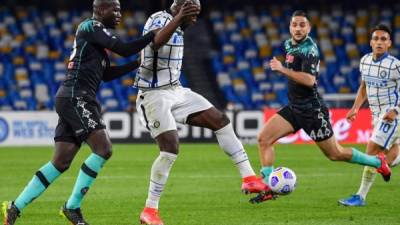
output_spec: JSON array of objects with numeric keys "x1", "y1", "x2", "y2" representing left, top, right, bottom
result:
[
  {"x1": 360, "y1": 53, "x2": 400, "y2": 121},
  {"x1": 135, "y1": 10, "x2": 184, "y2": 89}
]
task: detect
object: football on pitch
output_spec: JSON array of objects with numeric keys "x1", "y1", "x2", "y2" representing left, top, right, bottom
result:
[{"x1": 268, "y1": 167, "x2": 297, "y2": 195}]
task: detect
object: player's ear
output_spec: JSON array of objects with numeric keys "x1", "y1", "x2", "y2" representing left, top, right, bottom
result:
[{"x1": 306, "y1": 21, "x2": 311, "y2": 34}]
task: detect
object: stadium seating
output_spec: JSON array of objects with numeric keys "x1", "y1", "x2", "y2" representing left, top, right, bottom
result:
[
  {"x1": 1, "y1": 5, "x2": 400, "y2": 111},
  {"x1": 0, "y1": 8, "x2": 152, "y2": 111},
  {"x1": 209, "y1": 5, "x2": 400, "y2": 109}
]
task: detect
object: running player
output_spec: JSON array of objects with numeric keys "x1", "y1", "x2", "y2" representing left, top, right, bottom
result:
[
  {"x1": 339, "y1": 24, "x2": 400, "y2": 207},
  {"x1": 251, "y1": 11, "x2": 391, "y2": 204},
  {"x1": 1, "y1": 0, "x2": 158, "y2": 224},
  {"x1": 135, "y1": 1, "x2": 268, "y2": 224}
]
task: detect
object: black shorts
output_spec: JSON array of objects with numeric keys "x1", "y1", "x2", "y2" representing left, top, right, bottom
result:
[
  {"x1": 54, "y1": 96, "x2": 106, "y2": 146},
  {"x1": 277, "y1": 104, "x2": 333, "y2": 142}
]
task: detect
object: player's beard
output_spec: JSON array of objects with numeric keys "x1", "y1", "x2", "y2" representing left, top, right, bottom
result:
[
  {"x1": 293, "y1": 34, "x2": 307, "y2": 43},
  {"x1": 103, "y1": 15, "x2": 118, "y2": 29}
]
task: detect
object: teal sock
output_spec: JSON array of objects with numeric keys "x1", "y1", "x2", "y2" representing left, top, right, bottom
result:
[
  {"x1": 66, "y1": 153, "x2": 106, "y2": 209},
  {"x1": 260, "y1": 166, "x2": 274, "y2": 184},
  {"x1": 14, "y1": 162, "x2": 61, "y2": 211},
  {"x1": 350, "y1": 148, "x2": 381, "y2": 168}
]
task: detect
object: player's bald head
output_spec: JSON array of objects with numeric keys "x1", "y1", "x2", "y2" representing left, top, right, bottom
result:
[
  {"x1": 93, "y1": 0, "x2": 118, "y2": 8},
  {"x1": 92, "y1": 0, "x2": 121, "y2": 28}
]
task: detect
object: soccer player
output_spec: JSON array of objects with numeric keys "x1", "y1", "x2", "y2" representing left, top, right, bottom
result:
[
  {"x1": 251, "y1": 11, "x2": 392, "y2": 204},
  {"x1": 1, "y1": 0, "x2": 160, "y2": 224},
  {"x1": 135, "y1": 0, "x2": 268, "y2": 224},
  {"x1": 339, "y1": 24, "x2": 400, "y2": 207}
]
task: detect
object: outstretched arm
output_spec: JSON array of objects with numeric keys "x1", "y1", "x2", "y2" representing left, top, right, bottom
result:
[
  {"x1": 109, "y1": 31, "x2": 156, "y2": 57},
  {"x1": 102, "y1": 59, "x2": 140, "y2": 82},
  {"x1": 87, "y1": 22, "x2": 156, "y2": 57}
]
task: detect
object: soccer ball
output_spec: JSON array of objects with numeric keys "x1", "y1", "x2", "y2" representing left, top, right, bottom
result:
[{"x1": 268, "y1": 167, "x2": 297, "y2": 195}]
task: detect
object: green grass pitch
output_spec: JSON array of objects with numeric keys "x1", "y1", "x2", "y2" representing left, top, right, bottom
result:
[{"x1": 0, "y1": 144, "x2": 399, "y2": 225}]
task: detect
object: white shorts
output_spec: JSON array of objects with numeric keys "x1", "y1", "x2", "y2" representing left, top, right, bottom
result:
[
  {"x1": 371, "y1": 117, "x2": 400, "y2": 150},
  {"x1": 136, "y1": 86, "x2": 213, "y2": 138}
]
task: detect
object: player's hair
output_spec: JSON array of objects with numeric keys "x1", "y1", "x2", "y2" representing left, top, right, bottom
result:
[
  {"x1": 371, "y1": 23, "x2": 392, "y2": 39},
  {"x1": 291, "y1": 10, "x2": 309, "y2": 21},
  {"x1": 171, "y1": 0, "x2": 201, "y2": 12}
]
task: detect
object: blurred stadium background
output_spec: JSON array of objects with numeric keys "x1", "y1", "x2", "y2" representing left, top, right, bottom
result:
[
  {"x1": 1, "y1": 0, "x2": 400, "y2": 144},
  {"x1": 1, "y1": 1, "x2": 400, "y2": 224}
]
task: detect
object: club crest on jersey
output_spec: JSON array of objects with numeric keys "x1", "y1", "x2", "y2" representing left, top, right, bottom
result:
[
  {"x1": 153, "y1": 120, "x2": 160, "y2": 128},
  {"x1": 286, "y1": 54, "x2": 294, "y2": 63},
  {"x1": 103, "y1": 28, "x2": 112, "y2": 36},
  {"x1": 380, "y1": 70, "x2": 387, "y2": 78}
]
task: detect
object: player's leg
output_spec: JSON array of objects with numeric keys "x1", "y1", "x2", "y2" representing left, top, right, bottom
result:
[
  {"x1": 339, "y1": 122, "x2": 400, "y2": 206},
  {"x1": 57, "y1": 97, "x2": 110, "y2": 225},
  {"x1": 387, "y1": 143, "x2": 400, "y2": 166},
  {"x1": 140, "y1": 131, "x2": 179, "y2": 225},
  {"x1": 257, "y1": 111, "x2": 295, "y2": 184},
  {"x1": 186, "y1": 106, "x2": 269, "y2": 193},
  {"x1": 245, "y1": 111, "x2": 296, "y2": 204},
  {"x1": 303, "y1": 106, "x2": 386, "y2": 171},
  {"x1": 137, "y1": 90, "x2": 179, "y2": 225},
  {"x1": 2, "y1": 113, "x2": 80, "y2": 225},
  {"x1": 3, "y1": 142, "x2": 79, "y2": 225},
  {"x1": 187, "y1": 107, "x2": 255, "y2": 177},
  {"x1": 61, "y1": 129, "x2": 111, "y2": 225},
  {"x1": 338, "y1": 141, "x2": 382, "y2": 206},
  {"x1": 64, "y1": 129, "x2": 112, "y2": 208},
  {"x1": 355, "y1": 142, "x2": 382, "y2": 201},
  {"x1": 14, "y1": 142, "x2": 79, "y2": 210},
  {"x1": 316, "y1": 137, "x2": 390, "y2": 181}
]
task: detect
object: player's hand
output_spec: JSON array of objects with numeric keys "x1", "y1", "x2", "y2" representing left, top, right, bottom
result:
[
  {"x1": 346, "y1": 108, "x2": 358, "y2": 122},
  {"x1": 249, "y1": 191, "x2": 277, "y2": 204},
  {"x1": 383, "y1": 109, "x2": 398, "y2": 122},
  {"x1": 175, "y1": 1, "x2": 200, "y2": 23},
  {"x1": 269, "y1": 57, "x2": 283, "y2": 72}
]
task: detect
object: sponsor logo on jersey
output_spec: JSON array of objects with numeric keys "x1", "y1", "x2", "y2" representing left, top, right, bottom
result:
[
  {"x1": 286, "y1": 54, "x2": 294, "y2": 63},
  {"x1": 67, "y1": 61, "x2": 74, "y2": 69}
]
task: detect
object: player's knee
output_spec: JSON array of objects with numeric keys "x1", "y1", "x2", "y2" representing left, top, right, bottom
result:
[
  {"x1": 213, "y1": 113, "x2": 230, "y2": 130},
  {"x1": 103, "y1": 149, "x2": 113, "y2": 160},
  {"x1": 257, "y1": 133, "x2": 274, "y2": 147},
  {"x1": 97, "y1": 148, "x2": 113, "y2": 160},
  {"x1": 325, "y1": 151, "x2": 342, "y2": 161},
  {"x1": 93, "y1": 141, "x2": 113, "y2": 160},
  {"x1": 52, "y1": 159, "x2": 72, "y2": 173},
  {"x1": 220, "y1": 113, "x2": 230, "y2": 126},
  {"x1": 160, "y1": 142, "x2": 179, "y2": 154}
]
